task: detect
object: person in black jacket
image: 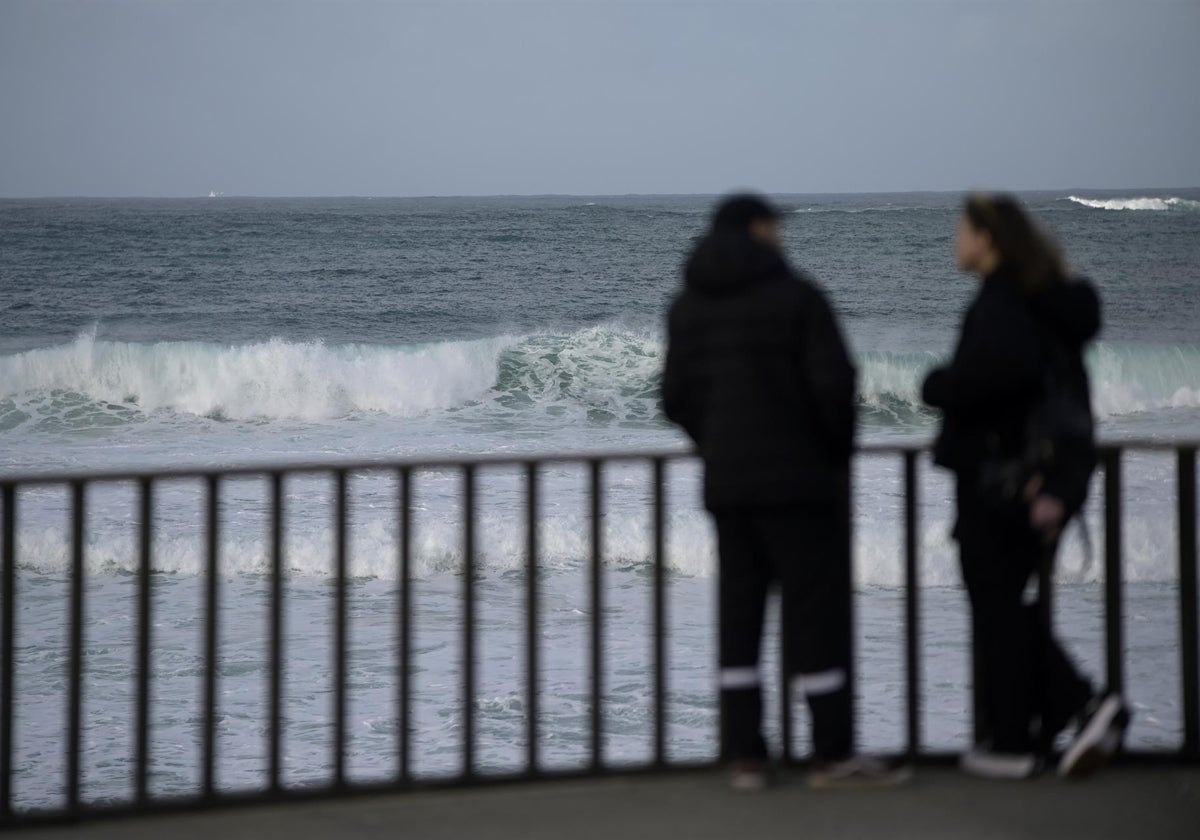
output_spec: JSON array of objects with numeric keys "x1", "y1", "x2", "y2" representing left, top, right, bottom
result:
[
  {"x1": 662, "y1": 194, "x2": 905, "y2": 790},
  {"x1": 923, "y1": 193, "x2": 1128, "y2": 780}
]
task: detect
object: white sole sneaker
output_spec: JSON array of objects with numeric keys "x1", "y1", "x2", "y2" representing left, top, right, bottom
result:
[
  {"x1": 1058, "y1": 693, "x2": 1129, "y2": 779},
  {"x1": 730, "y1": 771, "x2": 768, "y2": 792},
  {"x1": 728, "y1": 762, "x2": 770, "y2": 792},
  {"x1": 959, "y1": 748, "x2": 1039, "y2": 780},
  {"x1": 806, "y1": 756, "x2": 912, "y2": 790}
]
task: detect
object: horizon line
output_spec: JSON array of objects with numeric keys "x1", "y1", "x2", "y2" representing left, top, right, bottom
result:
[{"x1": 2, "y1": 185, "x2": 1199, "y2": 201}]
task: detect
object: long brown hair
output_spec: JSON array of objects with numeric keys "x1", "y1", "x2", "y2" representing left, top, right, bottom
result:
[{"x1": 964, "y1": 193, "x2": 1066, "y2": 293}]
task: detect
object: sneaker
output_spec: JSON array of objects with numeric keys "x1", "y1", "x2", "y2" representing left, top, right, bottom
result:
[
  {"x1": 806, "y1": 755, "x2": 911, "y2": 790},
  {"x1": 1058, "y1": 692, "x2": 1129, "y2": 779},
  {"x1": 729, "y1": 760, "x2": 770, "y2": 792},
  {"x1": 960, "y1": 747, "x2": 1041, "y2": 780}
]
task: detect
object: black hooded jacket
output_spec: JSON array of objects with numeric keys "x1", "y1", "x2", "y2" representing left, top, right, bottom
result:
[
  {"x1": 661, "y1": 232, "x2": 857, "y2": 510},
  {"x1": 922, "y1": 270, "x2": 1101, "y2": 513}
]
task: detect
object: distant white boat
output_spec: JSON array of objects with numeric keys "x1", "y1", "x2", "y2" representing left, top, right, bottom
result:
[{"x1": 208, "y1": 190, "x2": 218, "y2": 198}]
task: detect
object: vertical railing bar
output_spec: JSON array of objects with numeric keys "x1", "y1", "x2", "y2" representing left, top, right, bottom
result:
[
  {"x1": 525, "y1": 462, "x2": 539, "y2": 776},
  {"x1": 397, "y1": 468, "x2": 412, "y2": 783},
  {"x1": 590, "y1": 460, "x2": 603, "y2": 771},
  {"x1": 67, "y1": 481, "x2": 85, "y2": 811},
  {"x1": 779, "y1": 599, "x2": 793, "y2": 764},
  {"x1": 202, "y1": 475, "x2": 220, "y2": 799},
  {"x1": 268, "y1": 472, "x2": 284, "y2": 794},
  {"x1": 971, "y1": 640, "x2": 985, "y2": 745},
  {"x1": 134, "y1": 478, "x2": 153, "y2": 805},
  {"x1": 651, "y1": 458, "x2": 667, "y2": 768},
  {"x1": 334, "y1": 470, "x2": 348, "y2": 789},
  {"x1": 903, "y1": 451, "x2": 921, "y2": 760},
  {"x1": 1035, "y1": 479, "x2": 1056, "y2": 758},
  {"x1": 844, "y1": 456, "x2": 858, "y2": 755},
  {"x1": 1104, "y1": 449, "x2": 1124, "y2": 695},
  {"x1": 714, "y1": 500, "x2": 724, "y2": 764},
  {"x1": 0, "y1": 485, "x2": 13, "y2": 820},
  {"x1": 1179, "y1": 448, "x2": 1198, "y2": 756},
  {"x1": 462, "y1": 465, "x2": 476, "y2": 779},
  {"x1": 0, "y1": 482, "x2": 14, "y2": 816}
]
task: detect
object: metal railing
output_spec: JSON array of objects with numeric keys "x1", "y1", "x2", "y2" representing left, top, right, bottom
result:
[{"x1": 0, "y1": 441, "x2": 1196, "y2": 827}]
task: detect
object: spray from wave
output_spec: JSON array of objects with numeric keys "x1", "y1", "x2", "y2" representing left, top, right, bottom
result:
[{"x1": 1066, "y1": 196, "x2": 1200, "y2": 212}]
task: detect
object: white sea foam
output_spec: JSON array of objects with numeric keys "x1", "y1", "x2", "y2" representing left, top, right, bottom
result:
[
  {"x1": 1066, "y1": 195, "x2": 1200, "y2": 212},
  {"x1": 10, "y1": 501, "x2": 1175, "y2": 585},
  {"x1": 493, "y1": 327, "x2": 663, "y2": 422}
]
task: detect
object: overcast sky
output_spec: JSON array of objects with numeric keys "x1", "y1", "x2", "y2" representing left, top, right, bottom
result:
[{"x1": 1, "y1": 0, "x2": 1197, "y2": 197}]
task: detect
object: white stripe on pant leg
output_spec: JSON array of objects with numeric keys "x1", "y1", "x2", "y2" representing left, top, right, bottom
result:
[
  {"x1": 719, "y1": 666, "x2": 760, "y2": 690},
  {"x1": 792, "y1": 668, "x2": 846, "y2": 696}
]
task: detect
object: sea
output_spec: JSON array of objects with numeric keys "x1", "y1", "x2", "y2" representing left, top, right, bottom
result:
[{"x1": 1, "y1": 190, "x2": 1198, "y2": 809}]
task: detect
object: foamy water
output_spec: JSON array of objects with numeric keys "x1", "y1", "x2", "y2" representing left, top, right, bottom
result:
[{"x1": 1067, "y1": 195, "x2": 1200, "y2": 212}]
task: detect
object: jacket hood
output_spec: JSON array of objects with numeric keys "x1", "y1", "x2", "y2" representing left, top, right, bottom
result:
[
  {"x1": 1031, "y1": 278, "x2": 1101, "y2": 346},
  {"x1": 684, "y1": 232, "x2": 787, "y2": 294}
]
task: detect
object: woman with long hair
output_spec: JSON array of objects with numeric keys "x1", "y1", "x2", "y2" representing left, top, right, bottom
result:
[{"x1": 923, "y1": 193, "x2": 1128, "y2": 780}]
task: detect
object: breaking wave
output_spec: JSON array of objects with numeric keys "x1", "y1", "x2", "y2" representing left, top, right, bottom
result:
[
  {"x1": 1066, "y1": 196, "x2": 1200, "y2": 212},
  {"x1": 0, "y1": 329, "x2": 516, "y2": 425},
  {"x1": 857, "y1": 344, "x2": 1200, "y2": 422},
  {"x1": 1, "y1": 330, "x2": 1196, "y2": 432}
]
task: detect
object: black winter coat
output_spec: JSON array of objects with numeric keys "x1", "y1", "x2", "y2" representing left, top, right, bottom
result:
[
  {"x1": 922, "y1": 270, "x2": 1101, "y2": 514},
  {"x1": 661, "y1": 232, "x2": 857, "y2": 510}
]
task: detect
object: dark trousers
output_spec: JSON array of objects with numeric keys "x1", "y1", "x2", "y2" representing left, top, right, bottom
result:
[
  {"x1": 714, "y1": 504, "x2": 853, "y2": 762},
  {"x1": 956, "y1": 488, "x2": 1094, "y2": 753}
]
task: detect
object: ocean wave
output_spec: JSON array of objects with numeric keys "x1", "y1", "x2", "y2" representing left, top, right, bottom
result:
[
  {"x1": 1, "y1": 330, "x2": 1196, "y2": 430},
  {"x1": 1089, "y1": 343, "x2": 1200, "y2": 415},
  {"x1": 0, "y1": 329, "x2": 514, "y2": 424},
  {"x1": 857, "y1": 344, "x2": 1200, "y2": 421},
  {"x1": 1066, "y1": 195, "x2": 1200, "y2": 212},
  {"x1": 0, "y1": 326, "x2": 666, "y2": 429}
]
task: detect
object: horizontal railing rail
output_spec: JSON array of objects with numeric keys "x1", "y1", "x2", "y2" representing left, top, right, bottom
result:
[
  {"x1": 0, "y1": 441, "x2": 1196, "y2": 827},
  {"x1": 0, "y1": 439, "x2": 1195, "y2": 485}
]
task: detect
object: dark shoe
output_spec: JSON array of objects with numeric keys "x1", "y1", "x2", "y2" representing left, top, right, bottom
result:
[
  {"x1": 806, "y1": 755, "x2": 911, "y2": 789},
  {"x1": 960, "y1": 746, "x2": 1041, "y2": 780},
  {"x1": 729, "y1": 760, "x2": 770, "y2": 792},
  {"x1": 1058, "y1": 692, "x2": 1129, "y2": 779}
]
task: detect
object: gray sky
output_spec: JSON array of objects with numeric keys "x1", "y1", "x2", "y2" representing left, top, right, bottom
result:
[{"x1": 1, "y1": 0, "x2": 1197, "y2": 197}]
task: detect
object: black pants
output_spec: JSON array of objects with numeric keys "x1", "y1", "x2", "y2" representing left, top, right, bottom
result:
[
  {"x1": 714, "y1": 504, "x2": 853, "y2": 763},
  {"x1": 956, "y1": 487, "x2": 1094, "y2": 753}
]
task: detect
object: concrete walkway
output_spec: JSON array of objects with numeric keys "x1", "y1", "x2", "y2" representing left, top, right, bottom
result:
[{"x1": 12, "y1": 767, "x2": 1200, "y2": 840}]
